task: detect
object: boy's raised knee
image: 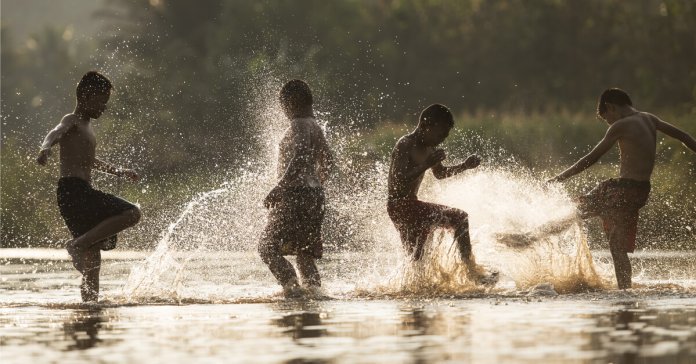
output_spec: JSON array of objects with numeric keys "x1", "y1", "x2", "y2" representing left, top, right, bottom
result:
[
  {"x1": 456, "y1": 215, "x2": 469, "y2": 231},
  {"x1": 125, "y1": 207, "x2": 141, "y2": 226},
  {"x1": 448, "y1": 208, "x2": 468, "y2": 225},
  {"x1": 130, "y1": 207, "x2": 143, "y2": 225}
]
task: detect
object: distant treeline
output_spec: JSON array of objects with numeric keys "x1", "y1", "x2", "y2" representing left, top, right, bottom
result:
[{"x1": 1, "y1": 0, "x2": 695, "y2": 247}]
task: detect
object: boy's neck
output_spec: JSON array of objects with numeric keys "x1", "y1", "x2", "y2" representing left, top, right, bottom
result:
[
  {"x1": 73, "y1": 106, "x2": 91, "y2": 121},
  {"x1": 618, "y1": 106, "x2": 638, "y2": 119},
  {"x1": 411, "y1": 129, "x2": 427, "y2": 146}
]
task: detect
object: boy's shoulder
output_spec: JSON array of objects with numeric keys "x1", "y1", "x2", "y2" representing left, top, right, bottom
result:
[
  {"x1": 613, "y1": 111, "x2": 656, "y2": 129},
  {"x1": 61, "y1": 113, "x2": 79, "y2": 122},
  {"x1": 392, "y1": 134, "x2": 416, "y2": 156},
  {"x1": 395, "y1": 133, "x2": 417, "y2": 148},
  {"x1": 58, "y1": 113, "x2": 83, "y2": 129}
]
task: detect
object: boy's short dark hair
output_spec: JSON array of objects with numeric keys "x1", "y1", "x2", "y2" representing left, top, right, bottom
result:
[
  {"x1": 279, "y1": 79, "x2": 313, "y2": 111},
  {"x1": 597, "y1": 88, "x2": 632, "y2": 116},
  {"x1": 76, "y1": 71, "x2": 112, "y2": 100},
  {"x1": 419, "y1": 104, "x2": 454, "y2": 128}
]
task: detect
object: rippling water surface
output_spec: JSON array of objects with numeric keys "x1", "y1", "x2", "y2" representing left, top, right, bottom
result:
[{"x1": 1, "y1": 249, "x2": 695, "y2": 364}]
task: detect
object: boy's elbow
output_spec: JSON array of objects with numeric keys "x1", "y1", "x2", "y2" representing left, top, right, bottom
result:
[{"x1": 679, "y1": 131, "x2": 696, "y2": 145}]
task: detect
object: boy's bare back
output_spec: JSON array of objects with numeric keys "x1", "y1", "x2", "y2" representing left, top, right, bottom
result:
[
  {"x1": 277, "y1": 117, "x2": 331, "y2": 188},
  {"x1": 599, "y1": 111, "x2": 696, "y2": 181}
]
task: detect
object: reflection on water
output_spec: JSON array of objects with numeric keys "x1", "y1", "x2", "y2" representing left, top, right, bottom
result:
[
  {"x1": 592, "y1": 302, "x2": 696, "y2": 363},
  {"x1": 63, "y1": 308, "x2": 106, "y2": 351},
  {"x1": 1, "y1": 251, "x2": 696, "y2": 363},
  {"x1": 2, "y1": 299, "x2": 695, "y2": 363},
  {"x1": 274, "y1": 302, "x2": 328, "y2": 341}
]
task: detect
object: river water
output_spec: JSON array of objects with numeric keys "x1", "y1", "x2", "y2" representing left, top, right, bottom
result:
[{"x1": 1, "y1": 249, "x2": 695, "y2": 363}]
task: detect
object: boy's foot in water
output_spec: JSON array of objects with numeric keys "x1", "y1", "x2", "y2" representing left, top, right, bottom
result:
[
  {"x1": 282, "y1": 279, "x2": 305, "y2": 299},
  {"x1": 477, "y1": 270, "x2": 500, "y2": 286},
  {"x1": 495, "y1": 232, "x2": 535, "y2": 249},
  {"x1": 303, "y1": 284, "x2": 334, "y2": 300},
  {"x1": 463, "y1": 259, "x2": 499, "y2": 286}
]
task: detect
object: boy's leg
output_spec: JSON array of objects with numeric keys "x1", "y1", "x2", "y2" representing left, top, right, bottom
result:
[
  {"x1": 388, "y1": 200, "x2": 441, "y2": 261},
  {"x1": 441, "y1": 208, "x2": 471, "y2": 261},
  {"x1": 606, "y1": 221, "x2": 632, "y2": 289},
  {"x1": 398, "y1": 228, "x2": 428, "y2": 261},
  {"x1": 296, "y1": 252, "x2": 320, "y2": 288},
  {"x1": 442, "y1": 207, "x2": 499, "y2": 283},
  {"x1": 454, "y1": 220, "x2": 471, "y2": 261},
  {"x1": 71, "y1": 207, "x2": 141, "y2": 251},
  {"x1": 258, "y1": 233, "x2": 299, "y2": 289},
  {"x1": 80, "y1": 246, "x2": 101, "y2": 302}
]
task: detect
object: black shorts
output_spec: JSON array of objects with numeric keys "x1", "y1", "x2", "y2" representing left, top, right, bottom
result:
[
  {"x1": 260, "y1": 186, "x2": 325, "y2": 258},
  {"x1": 387, "y1": 199, "x2": 468, "y2": 260},
  {"x1": 577, "y1": 178, "x2": 650, "y2": 253},
  {"x1": 57, "y1": 177, "x2": 137, "y2": 250}
]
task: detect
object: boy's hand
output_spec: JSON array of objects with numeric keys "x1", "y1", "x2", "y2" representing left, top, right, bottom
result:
[
  {"x1": 36, "y1": 149, "x2": 51, "y2": 166},
  {"x1": 425, "y1": 149, "x2": 447, "y2": 167},
  {"x1": 119, "y1": 169, "x2": 140, "y2": 182},
  {"x1": 264, "y1": 186, "x2": 284, "y2": 209},
  {"x1": 463, "y1": 154, "x2": 481, "y2": 169},
  {"x1": 546, "y1": 175, "x2": 563, "y2": 184}
]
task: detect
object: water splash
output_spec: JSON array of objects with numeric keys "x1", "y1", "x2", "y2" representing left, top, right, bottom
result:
[
  {"x1": 352, "y1": 167, "x2": 607, "y2": 298},
  {"x1": 120, "y1": 76, "x2": 609, "y2": 301},
  {"x1": 123, "y1": 160, "x2": 609, "y2": 301}
]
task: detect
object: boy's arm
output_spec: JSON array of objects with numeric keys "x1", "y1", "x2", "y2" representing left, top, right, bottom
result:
[
  {"x1": 93, "y1": 158, "x2": 140, "y2": 181},
  {"x1": 392, "y1": 140, "x2": 445, "y2": 182},
  {"x1": 549, "y1": 125, "x2": 621, "y2": 182},
  {"x1": 317, "y1": 133, "x2": 334, "y2": 184},
  {"x1": 36, "y1": 115, "x2": 77, "y2": 165},
  {"x1": 431, "y1": 155, "x2": 481, "y2": 179},
  {"x1": 654, "y1": 116, "x2": 696, "y2": 153}
]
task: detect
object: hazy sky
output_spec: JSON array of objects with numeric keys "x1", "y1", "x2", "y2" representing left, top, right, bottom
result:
[{"x1": 1, "y1": 0, "x2": 104, "y2": 41}]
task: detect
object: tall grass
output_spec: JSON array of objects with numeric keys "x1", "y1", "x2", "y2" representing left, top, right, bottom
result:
[{"x1": 2, "y1": 111, "x2": 694, "y2": 249}]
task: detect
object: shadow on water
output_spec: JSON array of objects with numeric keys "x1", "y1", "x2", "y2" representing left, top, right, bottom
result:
[{"x1": 62, "y1": 308, "x2": 110, "y2": 350}]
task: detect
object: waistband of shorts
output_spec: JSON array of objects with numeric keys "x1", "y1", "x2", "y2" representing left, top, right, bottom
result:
[
  {"x1": 282, "y1": 185, "x2": 324, "y2": 192},
  {"x1": 609, "y1": 178, "x2": 651, "y2": 189},
  {"x1": 387, "y1": 197, "x2": 419, "y2": 206},
  {"x1": 58, "y1": 177, "x2": 91, "y2": 187}
]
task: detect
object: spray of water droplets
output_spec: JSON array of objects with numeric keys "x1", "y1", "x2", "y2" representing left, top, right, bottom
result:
[{"x1": 120, "y1": 77, "x2": 609, "y2": 302}]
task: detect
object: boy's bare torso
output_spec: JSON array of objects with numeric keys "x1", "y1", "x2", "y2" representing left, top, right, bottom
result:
[
  {"x1": 613, "y1": 112, "x2": 657, "y2": 181},
  {"x1": 277, "y1": 117, "x2": 330, "y2": 188},
  {"x1": 59, "y1": 114, "x2": 97, "y2": 182},
  {"x1": 388, "y1": 134, "x2": 435, "y2": 200}
]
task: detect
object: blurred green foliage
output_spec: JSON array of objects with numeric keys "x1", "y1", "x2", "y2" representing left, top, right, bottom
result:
[{"x1": 2, "y1": 0, "x2": 694, "y2": 248}]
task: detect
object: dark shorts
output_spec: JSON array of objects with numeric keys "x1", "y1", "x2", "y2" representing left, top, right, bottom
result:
[
  {"x1": 57, "y1": 177, "x2": 137, "y2": 251},
  {"x1": 260, "y1": 186, "x2": 325, "y2": 259},
  {"x1": 387, "y1": 199, "x2": 468, "y2": 257},
  {"x1": 578, "y1": 178, "x2": 651, "y2": 253}
]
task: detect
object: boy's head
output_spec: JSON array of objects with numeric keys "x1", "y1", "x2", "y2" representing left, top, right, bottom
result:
[
  {"x1": 597, "y1": 88, "x2": 632, "y2": 123},
  {"x1": 417, "y1": 104, "x2": 454, "y2": 146},
  {"x1": 279, "y1": 79, "x2": 313, "y2": 119},
  {"x1": 76, "y1": 71, "x2": 112, "y2": 119}
]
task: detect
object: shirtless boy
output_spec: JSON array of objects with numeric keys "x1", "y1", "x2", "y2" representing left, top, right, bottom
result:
[
  {"x1": 36, "y1": 71, "x2": 141, "y2": 302},
  {"x1": 258, "y1": 79, "x2": 333, "y2": 296},
  {"x1": 387, "y1": 104, "x2": 492, "y2": 281},
  {"x1": 549, "y1": 88, "x2": 696, "y2": 289}
]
